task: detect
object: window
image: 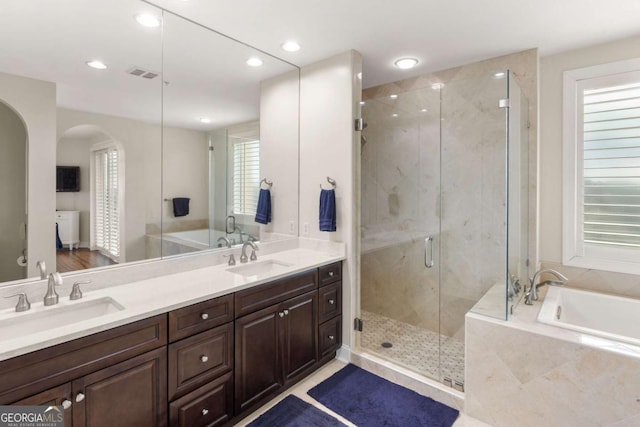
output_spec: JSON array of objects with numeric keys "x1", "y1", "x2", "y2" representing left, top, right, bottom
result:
[
  {"x1": 563, "y1": 59, "x2": 640, "y2": 274},
  {"x1": 232, "y1": 139, "x2": 260, "y2": 216},
  {"x1": 94, "y1": 146, "x2": 121, "y2": 261}
]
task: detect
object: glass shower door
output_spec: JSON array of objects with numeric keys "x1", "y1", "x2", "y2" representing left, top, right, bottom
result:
[{"x1": 359, "y1": 85, "x2": 442, "y2": 381}]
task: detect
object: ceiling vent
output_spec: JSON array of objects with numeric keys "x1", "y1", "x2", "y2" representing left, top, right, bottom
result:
[{"x1": 127, "y1": 66, "x2": 159, "y2": 80}]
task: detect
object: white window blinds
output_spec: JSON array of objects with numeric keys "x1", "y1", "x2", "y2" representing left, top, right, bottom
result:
[
  {"x1": 232, "y1": 140, "x2": 260, "y2": 216},
  {"x1": 581, "y1": 80, "x2": 640, "y2": 249},
  {"x1": 94, "y1": 147, "x2": 120, "y2": 259}
]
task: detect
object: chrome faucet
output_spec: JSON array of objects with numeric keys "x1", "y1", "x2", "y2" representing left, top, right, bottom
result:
[
  {"x1": 240, "y1": 241, "x2": 258, "y2": 263},
  {"x1": 36, "y1": 260, "x2": 47, "y2": 280},
  {"x1": 217, "y1": 236, "x2": 232, "y2": 248},
  {"x1": 524, "y1": 269, "x2": 568, "y2": 305},
  {"x1": 44, "y1": 272, "x2": 63, "y2": 306}
]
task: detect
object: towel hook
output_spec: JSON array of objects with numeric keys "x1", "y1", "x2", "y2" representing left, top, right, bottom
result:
[
  {"x1": 320, "y1": 176, "x2": 337, "y2": 189},
  {"x1": 260, "y1": 178, "x2": 273, "y2": 189}
]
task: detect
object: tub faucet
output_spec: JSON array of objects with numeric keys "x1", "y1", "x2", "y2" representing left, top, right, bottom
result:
[
  {"x1": 217, "y1": 236, "x2": 232, "y2": 248},
  {"x1": 44, "y1": 272, "x2": 63, "y2": 306},
  {"x1": 524, "y1": 269, "x2": 568, "y2": 305},
  {"x1": 240, "y1": 241, "x2": 258, "y2": 263}
]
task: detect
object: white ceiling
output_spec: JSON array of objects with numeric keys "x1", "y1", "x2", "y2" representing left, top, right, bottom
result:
[
  {"x1": 151, "y1": 0, "x2": 640, "y2": 88},
  {"x1": 1, "y1": 0, "x2": 639, "y2": 131}
]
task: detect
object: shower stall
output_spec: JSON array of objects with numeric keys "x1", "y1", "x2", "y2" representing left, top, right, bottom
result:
[{"x1": 358, "y1": 71, "x2": 530, "y2": 388}]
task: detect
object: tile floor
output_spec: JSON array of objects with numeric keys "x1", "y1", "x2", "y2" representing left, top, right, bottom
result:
[
  {"x1": 235, "y1": 360, "x2": 491, "y2": 427},
  {"x1": 360, "y1": 310, "x2": 465, "y2": 385}
]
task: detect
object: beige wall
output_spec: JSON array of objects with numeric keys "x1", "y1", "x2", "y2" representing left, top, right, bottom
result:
[
  {"x1": 539, "y1": 34, "x2": 640, "y2": 297},
  {"x1": 0, "y1": 72, "x2": 57, "y2": 279}
]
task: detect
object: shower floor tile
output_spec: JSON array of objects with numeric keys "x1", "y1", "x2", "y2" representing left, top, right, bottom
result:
[{"x1": 360, "y1": 310, "x2": 465, "y2": 385}]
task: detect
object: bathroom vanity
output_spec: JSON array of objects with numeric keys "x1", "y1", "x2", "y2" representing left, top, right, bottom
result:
[{"x1": 0, "y1": 256, "x2": 343, "y2": 427}]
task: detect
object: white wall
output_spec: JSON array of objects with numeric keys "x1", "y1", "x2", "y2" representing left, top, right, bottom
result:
[
  {"x1": 540, "y1": 34, "x2": 640, "y2": 296},
  {"x1": 260, "y1": 70, "x2": 300, "y2": 238},
  {"x1": 0, "y1": 72, "x2": 56, "y2": 279},
  {"x1": 299, "y1": 50, "x2": 362, "y2": 349}
]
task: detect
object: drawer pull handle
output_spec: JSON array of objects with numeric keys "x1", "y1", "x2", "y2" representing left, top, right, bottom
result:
[
  {"x1": 201, "y1": 313, "x2": 209, "y2": 320},
  {"x1": 75, "y1": 393, "x2": 85, "y2": 403},
  {"x1": 328, "y1": 271, "x2": 334, "y2": 277},
  {"x1": 283, "y1": 309, "x2": 289, "y2": 316},
  {"x1": 61, "y1": 399, "x2": 72, "y2": 410},
  {"x1": 328, "y1": 335, "x2": 335, "y2": 340},
  {"x1": 328, "y1": 299, "x2": 335, "y2": 305},
  {"x1": 202, "y1": 409, "x2": 209, "y2": 416},
  {"x1": 279, "y1": 311, "x2": 284, "y2": 318},
  {"x1": 200, "y1": 355, "x2": 209, "y2": 363}
]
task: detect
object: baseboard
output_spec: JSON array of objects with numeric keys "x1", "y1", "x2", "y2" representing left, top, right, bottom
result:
[{"x1": 336, "y1": 344, "x2": 351, "y2": 363}]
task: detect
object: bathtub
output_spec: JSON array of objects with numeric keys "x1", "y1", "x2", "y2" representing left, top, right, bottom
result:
[
  {"x1": 162, "y1": 229, "x2": 244, "y2": 249},
  {"x1": 537, "y1": 286, "x2": 640, "y2": 347}
]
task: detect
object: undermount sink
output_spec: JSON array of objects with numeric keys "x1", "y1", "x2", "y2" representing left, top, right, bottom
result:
[
  {"x1": 0, "y1": 297, "x2": 125, "y2": 337},
  {"x1": 227, "y1": 259, "x2": 293, "y2": 278}
]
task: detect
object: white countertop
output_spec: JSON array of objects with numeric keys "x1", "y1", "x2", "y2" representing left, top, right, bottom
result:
[{"x1": 0, "y1": 247, "x2": 344, "y2": 361}]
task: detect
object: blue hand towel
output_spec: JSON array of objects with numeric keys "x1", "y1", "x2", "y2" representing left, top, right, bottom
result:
[
  {"x1": 172, "y1": 197, "x2": 190, "y2": 217},
  {"x1": 255, "y1": 189, "x2": 272, "y2": 224},
  {"x1": 319, "y1": 189, "x2": 336, "y2": 232}
]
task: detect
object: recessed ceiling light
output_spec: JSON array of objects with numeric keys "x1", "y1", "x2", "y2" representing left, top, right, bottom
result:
[
  {"x1": 86, "y1": 60, "x2": 107, "y2": 70},
  {"x1": 246, "y1": 57, "x2": 263, "y2": 67},
  {"x1": 135, "y1": 14, "x2": 161, "y2": 28},
  {"x1": 494, "y1": 72, "x2": 506, "y2": 79},
  {"x1": 389, "y1": 94, "x2": 398, "y2": 99},
  {"x1": 421, "y1": 108, "x2": 428, "y2": 113},
  {"x1": 281, "y1": 41, "x2": 300, "y2": 52},
  {"x1": 360, "y1": 101, "x2": 366, "y2": 105},
  {"x1": 394, "y1": 58, "x2": 419, "y2": 70},
  {"x1": 392, "y1": 113, "x2": 399, "y2": 117},
  {"x1": 199, "y1": 117, "x2": 211, "y2": 124}
]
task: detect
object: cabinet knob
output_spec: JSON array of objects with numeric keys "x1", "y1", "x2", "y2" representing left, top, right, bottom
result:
[
  {"x1": 279, "y1": 312, "x2": 284, "y2": 318},
  {"x1": 283, "y1": 309, "x2": 289, "y2": 316},
  {"x1": 201, "y1": 313, "x2": 209, "y2": 320},
  {"x1": 328, "y1": 271, "x2": 334, "y2": 277},
  {"x1": 328, "y1": 335, "x2": 335, "y2": 340},
  {"x1": 328, "y1": 299, "x2": 335, "y2": 305},
  {"x1": 200, "y1": 355, "x2": 209, "y2": 363},
  {"x1": 61, "y1": 399, "x2": 72, "y2": 410},
  {"x1": 75, "y1": 393, "x2": 85, "y2": 403},
  {"x1": 202, "y1": 409, "x2": 209, "y2": 416}
]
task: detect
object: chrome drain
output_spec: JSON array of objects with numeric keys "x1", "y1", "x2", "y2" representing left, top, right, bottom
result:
[{"x1": 381, "y1": 342, "x2": 393, "y2": 348}]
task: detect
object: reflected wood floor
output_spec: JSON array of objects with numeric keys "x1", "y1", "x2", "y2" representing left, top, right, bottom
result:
[{"x1": 56, "y1": 248, "x2": 116, "y2": 273}]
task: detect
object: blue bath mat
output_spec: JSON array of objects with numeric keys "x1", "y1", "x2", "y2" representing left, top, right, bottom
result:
[
  {"x1": 247, "y1": 394, "x2": 346, "y2": 427},
  {"x1": 308, "y1": 364, "x2": 459, "y2": 427}
]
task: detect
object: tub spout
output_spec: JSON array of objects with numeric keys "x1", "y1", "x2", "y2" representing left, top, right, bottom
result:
[{"x1": 524, "y1": 269, "x2": 568, "y2": 305}]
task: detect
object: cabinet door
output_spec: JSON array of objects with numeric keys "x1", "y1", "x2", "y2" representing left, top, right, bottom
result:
[
  {"x1": 281, "y1": 291, "x2": 318, "y2": 384},
  {"x1": 72, "y1": 347, "x2": 167, "y2": 427},
  {"x1": 234, "y1": 304, "x2": 280, "y2": 415},
  {"x1": 13, "y1": 383, "x2": 73, "y2": 427}
]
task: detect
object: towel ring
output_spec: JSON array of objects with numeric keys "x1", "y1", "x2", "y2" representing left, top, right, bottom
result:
[
  {"x1": 260, "y1": 178, "x2": 273, "y2": 189},
  {"x1": 320, "y1": 176, "x2": 337, "y2": 189}
]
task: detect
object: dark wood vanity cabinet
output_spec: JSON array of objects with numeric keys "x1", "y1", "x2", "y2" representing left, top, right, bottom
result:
[{"x1": 2, "y1": 261, "x2": 343, "y2": 427}]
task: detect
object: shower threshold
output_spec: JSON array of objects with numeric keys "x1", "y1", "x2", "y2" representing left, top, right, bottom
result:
[{"x1": 360, "y1": 310, "x2": 465, "y2": 385}]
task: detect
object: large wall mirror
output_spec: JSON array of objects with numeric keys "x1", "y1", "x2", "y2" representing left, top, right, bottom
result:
[{"x1": 0, "y1": 0, "x2": 299, "y2": 285}]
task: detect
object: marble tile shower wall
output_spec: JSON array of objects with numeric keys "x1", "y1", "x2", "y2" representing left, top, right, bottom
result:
[{"x1": 361, "y1": 49, "x2": 537, "y2": 339}]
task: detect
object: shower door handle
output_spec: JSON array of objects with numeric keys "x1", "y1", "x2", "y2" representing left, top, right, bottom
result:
[{"x1": 425, "y1": 236, "x2": 434, "y2": 268}]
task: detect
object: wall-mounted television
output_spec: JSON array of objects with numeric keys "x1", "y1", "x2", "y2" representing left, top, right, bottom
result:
[{"x1": 56, "y1": 166, "x2": 80, "y2": 192}]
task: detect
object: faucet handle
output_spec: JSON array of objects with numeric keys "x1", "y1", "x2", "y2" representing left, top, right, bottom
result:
[
  {"x1": 70, "y1": 280, "x2": 92, "y2": 300},
  {"x1": 4, "y1": 293, "x2": 31, "y2": 312},
  {"x1": 223, "y1": 254, "x2": 236, "y2": 266}
]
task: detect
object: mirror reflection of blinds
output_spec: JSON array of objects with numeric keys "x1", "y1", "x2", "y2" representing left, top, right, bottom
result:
[
  {"x1": 94, "y1": 147, "x2": 120, "y2": 259},
  {"x1": 233, "y1": 140, "x2": 260, "y2": 216},
  {"x1": 582, "y1": 80, "x2": 640, "y2": 248}
]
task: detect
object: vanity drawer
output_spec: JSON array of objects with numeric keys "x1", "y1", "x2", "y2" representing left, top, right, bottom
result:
[
  {"x1": 169, "y1": 294, "x2": 234, "y2": 343},
  {"x1": 168, "y1": 322, "x2": 233, "y2": 400},
  {"x1": 235, "y1": 270, "x2": 317, "y2": 318},
  {"x1": 318, "y1": 262, "x2": 341, "y2": 287},
  {"x1": 318, "y1": 281, "x2": 341, "y2": 324},
  {"x1": 169, "y1": 371, "x2": 233, "y2": 427},
  {"x1": 319, "y1": 315, "x2": 342, "y2": 359}
]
